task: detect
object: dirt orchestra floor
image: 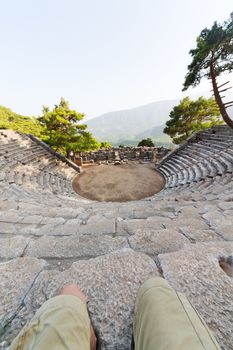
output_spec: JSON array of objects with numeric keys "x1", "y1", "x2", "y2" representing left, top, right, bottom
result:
[{"x1": 72, "y1": 162, "x2": 165, "y2": 202}]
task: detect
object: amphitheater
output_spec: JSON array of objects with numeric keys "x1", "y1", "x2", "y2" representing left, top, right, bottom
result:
[{"x1": 0, "y1": 125, "x2": 233, "y2": 349}]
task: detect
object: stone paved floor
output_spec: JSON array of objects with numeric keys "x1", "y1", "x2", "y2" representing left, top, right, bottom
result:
[
  {"x1": 0, "y1": 129, "x2": 233, "y2": 349},
  {"x1": 0, "y1": 186, "x2": 233, "y2": 349}
]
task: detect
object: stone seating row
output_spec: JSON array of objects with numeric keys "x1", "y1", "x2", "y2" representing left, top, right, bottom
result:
[
  {"x1": 0, "y1": 130, "x2": 78, "y2": 197},
  {"x1": 0, "y1": 128, "x2": 233, "y2": 349},
  {"x1": 156, "y1": 169, "x2": 233, "y2": 203},
  {"x1": 157, "y1": 125, "x2": 233, "y2": 190}
]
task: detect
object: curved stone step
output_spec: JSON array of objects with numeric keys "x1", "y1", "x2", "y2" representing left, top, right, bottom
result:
[{"x1": 0, "y1": 250, "x2": 158, "y2": 349}]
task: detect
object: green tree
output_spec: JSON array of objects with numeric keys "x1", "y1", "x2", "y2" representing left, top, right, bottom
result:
[
  {"x1": 0, "y1": 106, "x2": 44, "y2": 137},
  {"x1": 74, "y1": 132, "x2": 100, "y2": 152},
  {"x1": 183, "y1": 12, "x2": 233, "y2": 128},
  {"x1": 38, "y1": 98, "x2": 100, "y2": 155},
  {"x1": 100, "y1": 141, "x2": 112, "y2": 149},
  {"x1": 137, "y1": 138, "x2": 155, "y2": 147},
  {"x1": 164, "y1": 97, "x2": 222, "y2": 144},
  {"x1": 118, "y1": 144, "x2": 124, "y2": 148}
]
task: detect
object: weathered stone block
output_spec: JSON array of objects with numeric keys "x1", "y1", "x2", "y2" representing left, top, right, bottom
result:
[
  {"x1": 179, "y1": 227, "x2": 222, "y2": 242},
  {"x1": 26, "y1": 235, "x2": 128, "y2": 258},
  {"x1": 0, "y1": 212, "x2": 23, "y2": 223},
  {"x1": 116, "y1": 218, "x2": 168, "y2": 235},
  {"x1": 0, "y1": 222, "x2": 17, "y2": 234},
  {"x1": 0, "y1": 257, "x2": 46, "y2": 334},
  {"x1": 0, "y1": 236, "x2": 30, "y2": 259},
  {"x1": 164, "y1": 217, "x2": 209, "y2": 230},
  {"x1": 159, "y1": 242, "x2": 233, "y2": 350},
  {"x1": 78, "y1": 215, "x2": 116, "y2": 235},
  {"x1": 129, "y1": 229, "x2": 188, "y2": 255},
  {"x1": 21, "y1": 249, "x2": 158, "y2": 350}
]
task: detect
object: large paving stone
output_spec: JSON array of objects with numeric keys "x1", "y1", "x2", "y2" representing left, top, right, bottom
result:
[
  {"x1": 164, "y1": 217, "x2": 209, "y2": 230},
  {"x1": 179, "y1": 227, "x2": 222, "y2": 242},
  {"x1": 0, "y1": 236, "x2": 30, "y2": 259},
  {"x1": 0, "y1": 222, "x2": 17, "y2": 234},
  {"x1": 17, "y1": 203, "x2": 50, "y2": 216},
  {"x1": 23, "y1": 249, "x2": 158, "y2": 350},
  {"x1": 128, "y1": 229, "x2": 188, "y2": 255},
  {"x1": 34, "y1": 222, "x2": 79, "y2": 236},
  {"x1": 203, "y1": 210, "x2": 232, "y2": 240},
  {"x1": 39, "y1": 217, "x2": 65, "y2": 225},
  {"x1": 21, "y1": 215, "x2": 43, "y2": 224},
  {"x1": 177, "y1": 206, "x2": 205, "y2": 218},
  {"x1": 55, "y1": 207, "x2": 85, "y2": 219},
  {"x1": 0, "y1": 200, "x2": 18, "y2": 211},
  {"x1": 214, "y1": 225, "x2": 233, "y2": 241},
  {"x1": 159, "y1": 242, "x2": 233, "y2": 350},
  {"x1": 117, "y1": 206, "x2": 134, "y2": 219},
  {"x1": 26, "y1": 235, "x2": 128, "y2": 258},
  {"x1": 0, "y1": 257, "x2": 46, "y2": 338},
  {"x1": 116, "y1": 217, "x2": 170, "y2": 235},
  {"x1": 35, "y1": 216, "x2": 116, "y2": 236},
  {"x1": 218, "y1": 202, "x2": 233, "y2": 211},
  {"x1": 0, "y1": 211, "x2": 23, "y2": 223},
  {"x1": 133, "y1": 208, "x2": 175, "y2": 219},
  {"x1": 202, "y1": 209, "x2": 226, "y2": 227},
  {"x1": 17, "y1": 224, "x2": 40, "y2": 236},
  {"x1": 78, "y1": 215, "x2": 116, "y2": 235}
]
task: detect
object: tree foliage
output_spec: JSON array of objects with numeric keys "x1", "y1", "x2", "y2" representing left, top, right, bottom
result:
[
  {"x1": 100, "y1": 141, "x2": 112, "y2": 149},
  {"x1": 0, "y1": 106, "x2": 44, "y2": 137},
  {"x1": 38, "y1": 98, "x2": 100, "y2": 155},
  {"x1": 164, "y1": 97, "x2": 223, "y2": 144},
  {"x1": 183, "y1": 12, "x2": 233, "y2": 128},
  {"x1": 137, "y1": 138, "x2": 155, "y2": 147}
]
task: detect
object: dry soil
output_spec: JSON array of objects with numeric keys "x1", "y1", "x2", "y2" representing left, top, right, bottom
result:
[{"x1": 72, "y1": 162, "x2": 165, "y2": 202}]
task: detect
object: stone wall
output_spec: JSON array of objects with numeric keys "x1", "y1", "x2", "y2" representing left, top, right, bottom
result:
[{"x1": 72, "y1": 146, "x2": 171, "y2": 165}]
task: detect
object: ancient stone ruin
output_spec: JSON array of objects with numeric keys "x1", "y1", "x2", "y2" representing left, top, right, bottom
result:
[
  {"x1": 0, "y1": 125, "x2": 233, "y2": 349},
  {"x1": 72, "y1": 146, "x2": 170, "y2": 165}
]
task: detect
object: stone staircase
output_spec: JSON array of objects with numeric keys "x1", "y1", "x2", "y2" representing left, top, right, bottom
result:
[
  {"x1": 0, "y1": 130, "x2": 80, "y2": 198},
  {"x1": 0, "y1": 127, "x2": 233, "y2": 350}
]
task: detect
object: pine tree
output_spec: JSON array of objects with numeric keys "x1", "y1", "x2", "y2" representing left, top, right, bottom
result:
[
  {"x1": 183, "y1": 13, "x2": 233, "y2": 128},
  {"x1": 38, "y1": 98, "x2": 100, "y2": 155},
  {"x1": 164, "y1": 97, "x2": 222, "y2": 144}
]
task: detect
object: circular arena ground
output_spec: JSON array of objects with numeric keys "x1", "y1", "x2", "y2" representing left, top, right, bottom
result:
[{"x1": 72, "y1": 162, "x2": 165, "y2": 201}]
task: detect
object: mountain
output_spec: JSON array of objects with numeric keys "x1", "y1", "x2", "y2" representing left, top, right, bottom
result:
[
  {"x1": 135, "y1": 125, "x2": 166, "y2": 139},
  {"x1": 86, "y1": 99, "x2": 233, "y2": 146},
  {"x1": 86, "y1": 99, "x2": 179, "y2": 144}
]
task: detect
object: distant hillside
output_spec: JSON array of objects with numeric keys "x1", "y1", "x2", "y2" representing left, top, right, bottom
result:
[
  {"x1": 1, "y1": 102, "x2": 232, "y2": 147},
  {"x1": 136, "y1": 125, "x2": 165, "y2": 138},
  {"x1": 86, "y1": 100, "x2": 233, "y2": 146},
  {"x1": 0, "y1": 106, "x2": 43, "y2": 136},
  {"x1": 114, "y1": 125, "x2": 172, "y2": 147},
  {"x1": 86, "y1": 99, "x2": 179, "y2": 144}
]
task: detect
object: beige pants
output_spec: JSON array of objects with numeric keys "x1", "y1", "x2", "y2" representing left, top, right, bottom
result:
[
  {"x1": 9, "y1": 295, "x2": 90, "y2": 350},
  {"x1": 133, "y1": 277, "x2": 220, "y2": 350},
  {"x1": 9, "y1": 277, "x2": 220, "y2": 350}
]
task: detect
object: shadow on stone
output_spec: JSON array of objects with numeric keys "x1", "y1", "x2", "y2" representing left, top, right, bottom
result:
[{"x1": 219, "y1": 256, "x2": 233, "y2": 277}]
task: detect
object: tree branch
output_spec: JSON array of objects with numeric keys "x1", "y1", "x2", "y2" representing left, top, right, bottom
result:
[
  {"x1": 218, "y1": 86, "x2": 232, "y2": 93},
  {"x1": 217, "y1": 81, "x2": 230, "y2": 89}
]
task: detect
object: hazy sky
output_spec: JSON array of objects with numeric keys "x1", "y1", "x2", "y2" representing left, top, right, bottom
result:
[{"x1": 1, "y1": 0, "x2": 233, "y2": 120}]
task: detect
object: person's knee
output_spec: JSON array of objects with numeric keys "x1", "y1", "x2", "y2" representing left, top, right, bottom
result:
[
  {"x1": 139, "y1": 277, "x2": 169, "y2": 293},
  {"x1": 135, "y1": 277, "x2": 171, "y2": 308}
]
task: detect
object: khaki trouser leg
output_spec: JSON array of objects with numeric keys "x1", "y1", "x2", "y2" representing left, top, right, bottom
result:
[
  {"x1": 9, "y1": 295, "x2": 90, "y2": 350},
  {"x1": 133, "y1": 277, "x2": 220, "y2": 350}
]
